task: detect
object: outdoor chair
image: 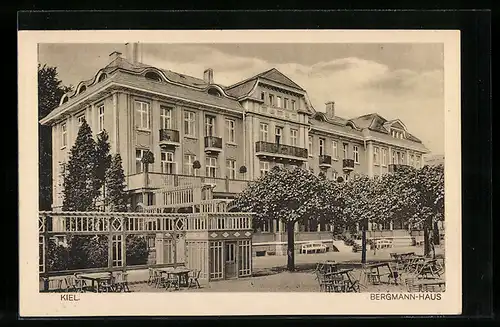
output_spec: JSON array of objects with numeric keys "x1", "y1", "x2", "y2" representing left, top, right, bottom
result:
[
  {"x1": 165, "y1": 273, "x2": 180, "y2": 291},
  {"x1": 330, "y1": 276, "x2": 347, "y2": 293},
  {"x1": 74, "y1": 274, "x2": 87, "y2": 292},
  {"x1": 188, "y1": 269, "x2": 201, "y2": 289},
  {"x1": 315, "y1": 271, "x2": 333, "y2": 292},
  {"x1": 114, "y1": 272, "x2": 130, "y2": 292},
  {"x1": 64, "y1": 275, "x2": 77, "y2": 292},
  {"x1": 421, "y1": 284, "x2": 441, "y2": 292},
  {"x1": 365, "y1": 271, "x2": 381, "y2": 285},
  {"x1": 154, "y1": 270, "x2": 167, "y2": 288},
  {"x1": 148, "y1": 268, "x2": 156, "y2": 286},
  {"x1": 404, "y1": 278, "x2": 420, "y2": 292},
  {"x1": 98, "y1": 274, "x2": 115, "y2": 292}
]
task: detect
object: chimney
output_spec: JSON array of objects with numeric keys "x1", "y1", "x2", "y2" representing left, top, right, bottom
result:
[
  {"x1": 203, "y1": 68, "x2": 214, "y2": 84},
  {"x1": 108, "y1": 51, "x2": 122, "y2": 63},
  {"x1": 325, "y1": 101, "x2": 335, "y2": 119},
  {"x1": 125, "y1": 42, "x2": 141, "y2": 64}
]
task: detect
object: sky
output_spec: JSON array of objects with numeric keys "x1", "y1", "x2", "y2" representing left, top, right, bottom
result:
[{"x1": 38, "y1": 43, "x2": 444, "y2": 155}]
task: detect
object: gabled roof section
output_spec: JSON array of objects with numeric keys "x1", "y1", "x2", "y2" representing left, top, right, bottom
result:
[
  {"x1": 258, "y1": 68, "x2": 305, "y2": 91},
  {"x1": 225, "y1": 67, "x2": 305, "y2": 99}
]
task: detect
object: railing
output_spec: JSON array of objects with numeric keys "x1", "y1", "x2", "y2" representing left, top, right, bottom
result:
[
  {"x1": 128, "y1": 172, "x2": 250, "y2": 194},
  {"x1": 204, "y1": 136, "x2": 223, "y2": 149},
  {"x1": 159, "y1": 129, "x2": 180, "y2": 143},
  {"x1": 319, "y1": 154, "x2": 332, "y2": 166},
  {"x1": 342, "y1": 158, "x2": 355, "y2": 170},
  {"x1": 207, "y1": 213, "x2": 252, "y2": 230},
  {"x1": 255, "y1": 141, "x2": 308, "y2": 159}
]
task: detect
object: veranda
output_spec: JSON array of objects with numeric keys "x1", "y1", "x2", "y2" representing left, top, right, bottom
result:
[{"x1": 39, "y1": 185, "x2": 254, "y2": 285}]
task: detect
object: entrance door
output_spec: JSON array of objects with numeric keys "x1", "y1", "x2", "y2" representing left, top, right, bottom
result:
[{"x1": 225, "y1": 242, "x2": 237, "y2": 279}]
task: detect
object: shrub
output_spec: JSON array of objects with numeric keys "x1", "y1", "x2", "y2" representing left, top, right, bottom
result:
[{"x1": 126, "y1": 235, "x2": 149, "y2": 266}]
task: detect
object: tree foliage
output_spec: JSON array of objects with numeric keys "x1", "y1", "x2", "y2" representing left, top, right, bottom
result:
[
  {"x1": 62, "y1": 120, "x2": 98, "y2": 211},
  {"x1": 106, "y1": 154, "x2": 128, "y2": 212},
  {"x1": 38, "y1": 64, "x2": 72, "y2": 210},
  {"x1": 94, "y1": 129, "x2": 112, "y2": 203}
]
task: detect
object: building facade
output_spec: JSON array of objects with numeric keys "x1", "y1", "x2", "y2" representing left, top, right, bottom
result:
[{"x1": 40, "y1": 43, "x2": 429, "y2": 242}]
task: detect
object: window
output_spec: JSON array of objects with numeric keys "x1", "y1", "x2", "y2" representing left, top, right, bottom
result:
[
  {"x1": 374, "y1": 146, "x2": 380, "y2": 165},
  {"x1": 308, "y1": 136, "x2": 313, "y2": 156},
  {"x1": 206, "y1": 157, "x2": 217, "y2": 178},
  {"x1": 184, "y1": 154, "x2": 197, "y2": 176},
  {"x1": 226, "y1": 159, "x2": 236, "y2": 179},
  {"x1": 284, "y1": 98, "x2": 289, "y2": 109},
  {"x1": 277, "y1": 96, "x2": 282, "y2": 108},
  {"x1": 98, "y1": 105, "x2": 105, "y2": 132},
  {"x1": 343, "y1": 143, "x2": 349, "y2": 159},
  {"x1": 344, "y1": 174, "x2": 349, "y2": 182},
  {"x1": 160, "y1": 106, "x2": 172, "y2": 129},
  {"x1": 382, "y1": 148, "x2": 387, "y2": 166},
  {"x1": 400, "y1": 153, "x2": 406, "y2": 165},
  {"x1": 275, "y1": 127, "x2": 283, "y2": 144},
  {"x1": 319, "y1": 138, "x2": 325, "y2": 156},
  {"x1": 291, "y1": 100, "x2": 296, "y2": 110},
  {"x1": 61, "y1": 122, "x2": 67, "y2": 148},
  {"x1": 416, "y1": 156, "x2": 421, "y2": 168},
  {"x1": 332, "y1": 170, "x2": 338, "y2": 180},
  {"x1": 184, "y1": 111, "x2": 196, "y2": 137},
  {"x1": 290, "y1": 129, "x2": 298, "y2": 146},
  {"x1": 392, "y1": 150, "x2": 397, "y2": 164},
  {"x1": 135, "y1": 149, "x2": 150, "y2": 173},
  {"x1": 260, "y1": 92, "x2": 265, "y2": 101},
  {"x1": 268, "y1": 94, "x2": 274, "y2": 106},
  {"x1": 225, "y1": 119, "x2": 236, "y2": 143},
  {"x1": 332, "y1": 141, "x2": 338, "y2": 159},
  {"x1": 409, "y1": 154, "x2": 414, "y2": 167},
  {"x1": 225, "y1": 243, "x2": 236, "y2": 263},
  {"x1": 77, "y1": 114, "x2": 85, "y2": 127},
  {"x1": 135, "y1": 101, "x2": 150, "y2": 130},
  {"x1": 353, "y1": 145, "x2": 359, "y2": 164},
  {"x1": 259, "y1": 161, "x2": 270, "y2": 176},
  {"x1": 205, "y1": 115, "x2": 216, "y2": 137},
  {"x1": 160, "y1": 151, "x2": 175, "y2": 174},
  {"x1": 259, "y1": 123, "x2": 268, "y2": 141}
]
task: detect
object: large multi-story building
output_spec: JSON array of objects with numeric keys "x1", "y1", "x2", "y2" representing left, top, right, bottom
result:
[{"x1": 40, "y1": 43, "x2": 429, "y2": 248}]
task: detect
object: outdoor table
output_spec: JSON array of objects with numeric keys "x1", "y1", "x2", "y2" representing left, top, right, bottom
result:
[
  {"x1": 78, "y1": 272, "x2": 113, "y2": 293},
  {"x1": 415, "y1": 278, "x2": 445, "y2": 292},
  {"x1": 325, "y1": 268, "x2": 359, "y2": 293},
  {"x1": 364, "y1": 262, "x2": 397, "y2": 285},
  {"x1": 158, "y1": 268, "x2": 192, "y2": 289}
]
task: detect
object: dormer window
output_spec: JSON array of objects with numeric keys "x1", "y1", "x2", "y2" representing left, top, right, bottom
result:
[
  {"x1": 98, "y1": 73, "x2": 107, "y2": 82},
  {"x1": 145, "y1": 71, "x2": 162, "y2": 82},
  {"x1": 77, "y1": 85, "x2": 86, "y2": 94},
  {"x1": 391, "y1": 129, "x2": 405, "y2": 139},
  {"x1": 207, "y1": 88, "x2": 222, "y2": 97}
]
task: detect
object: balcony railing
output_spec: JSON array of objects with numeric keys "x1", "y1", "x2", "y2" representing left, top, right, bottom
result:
[
  {"x1": 159, "y1": 129, "x2": 180, "y2": 147},
  {"x1": 204, "y1": 136, "x2": 223, "y2": 152},
  {"x1": 255, "y1": 141, "x2": 308, "y2": 159},
  {"x1": 318, "y1": 155, "x2": 332, "y2": 167},
  {"x1": 342, "y1": 158, "x2": 355, "y2": 171}
]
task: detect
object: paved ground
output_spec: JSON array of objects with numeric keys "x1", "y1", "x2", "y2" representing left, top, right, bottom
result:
[{"x1": 42, "y1": 245, "x2": 445, "y2": 292}]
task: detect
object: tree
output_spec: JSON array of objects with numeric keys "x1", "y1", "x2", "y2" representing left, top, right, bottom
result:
[
  {"x1": 382, "y1": 164, "x2": 444, "y2": 257},
  {"x1": 231, "y1": 166, "x2": 338, "y2": 271},
  {"x1": 95, "y1": 130, "x2": 112, "y2": 207},
  {"x1": 62, "y1": 120, "x2": 98, "y2": 212},
  {"x1": 338, "y1": 175, "x2": 390, "y2": 263},
  {"x1": 105, "y1": 154, "x2": 128, "y2": 212},
  {"x1": 38, "y1": 64, "x2": 72, "y2": 210}
]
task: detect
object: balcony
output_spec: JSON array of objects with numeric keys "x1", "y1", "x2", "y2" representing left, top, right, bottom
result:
[
  {"x1": 159, "y1": 129, "x2": 180, "y2": 149},
  {"x1": 204, "y1": 136, "x2": 223, "y2": 155},
  {"x1": 255, "y1": 141, "x2": 308, "y2": 164},
  {"x1": 318, "y1": 155, "x2": 332, "y2": 168},
  {"x1": 388, "y1": 164, "x2": 412, "y2": 173},
  {"x1": 342, "y1": 159, "x2": 355, "y2": 172}
]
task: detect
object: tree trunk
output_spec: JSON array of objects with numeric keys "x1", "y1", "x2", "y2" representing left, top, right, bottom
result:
[
  {"x1": 423, "y1": 224, "x2": 430, "y2": 257},
  {"x1": 433, "y1": 220, "x2": 440, "y2": 245},
  {"x1": 361, "y1": 220, "x2": 367, "y2": 264},
  {"x1": 287, "y1": 221, "x2": 295, "y2": 272}
]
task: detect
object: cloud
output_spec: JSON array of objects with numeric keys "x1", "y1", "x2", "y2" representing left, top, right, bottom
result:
[{"x1": 142, "y1": 46, "x2": 444, "y2": 154}]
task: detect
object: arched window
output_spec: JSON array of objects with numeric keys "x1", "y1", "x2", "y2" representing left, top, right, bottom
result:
[
  {"x1": 145, "y1": 71, "x2": 162, "y2": 82},
  {"x1": 60, "y1": 95, "x2": 69, "y2": 105},
  {"x1": 207, "y1": 88, "x2": 222, "y2": 97},
  {"x1": 98, "y1": 73, "x2": 107, "y2": 82},
  {"x1": 77, "y1": 85, "x2": 86, "y2": 94}
]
